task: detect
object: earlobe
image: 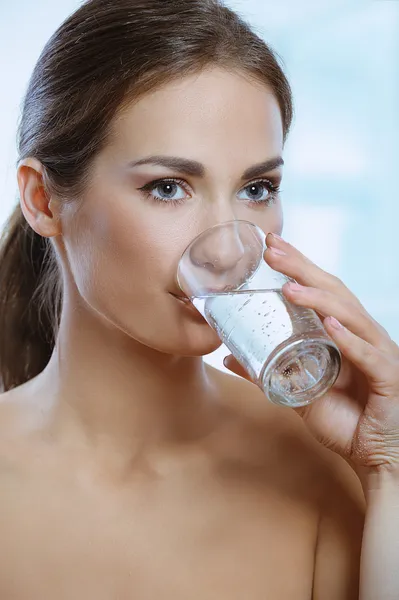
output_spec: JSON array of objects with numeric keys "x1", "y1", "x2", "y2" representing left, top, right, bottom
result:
[{"x1": 17, "y1": 157, "x2": 61, "y2": 238}]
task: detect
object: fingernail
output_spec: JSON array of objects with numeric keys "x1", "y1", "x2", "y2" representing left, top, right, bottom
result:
[
  {"x1": 327, "y1": 316, "x2": 344, "y2": 330},
  {"x1": 269, "y1": 247, "x2": 287, "y2": 256},
  {"x1": 271, "y1": 233, "x2": 284, "y2": 241},
  {"x1": 287, "y1": 282, "x2": 304, "y2": 292}
]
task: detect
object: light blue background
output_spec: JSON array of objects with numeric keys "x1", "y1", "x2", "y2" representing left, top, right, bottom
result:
[{"x1": 1, "y1": 1, "x2": 398, "y2": 373}]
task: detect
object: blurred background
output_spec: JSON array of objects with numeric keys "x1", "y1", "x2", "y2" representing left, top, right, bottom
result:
[{"x1": 1, "y1": 0, "x2": 398, "y2": 373}]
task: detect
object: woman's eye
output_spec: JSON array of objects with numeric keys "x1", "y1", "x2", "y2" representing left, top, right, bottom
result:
[
  {"x1": 237, "y1": 180, "x2": 276, "y2": 203},
  {"x1": 140, "y1": 180, "x2": 187, "y2": 203},
  {"x1": 149, "y1": 181, "x2": 187, "y2": 201}
]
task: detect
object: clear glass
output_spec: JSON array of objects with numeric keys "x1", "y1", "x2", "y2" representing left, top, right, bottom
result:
[{"x1": 177, "y1": 220, "x2": 341, "y2": 407}]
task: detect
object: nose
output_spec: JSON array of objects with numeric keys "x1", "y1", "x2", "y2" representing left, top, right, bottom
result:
[
  {"x1": 190, "y1": 221, "x2": 245, "y2": 273},
  {"x1": 177, "y1": 219, "x2": 266, "y2": 299}
]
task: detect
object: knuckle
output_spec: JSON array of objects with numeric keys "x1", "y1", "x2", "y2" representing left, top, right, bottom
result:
[
  {"x1": 362, "y1": 341, "x2": 377, "y2": 364},
  {"x1": 373, "y1": 319, "x2": 390, "y2": 339},
  {"x1": 321, "y1": 271, "x2": 352, "y2": 298},
  {"x1": 381, "y1": 360, "x2": 399, "y2": 393},
  {"x1": 370, "y1": 317, "x2": 390, "y2": 339},
  {"x1": 328, "y1": 274, "x2": 357, "y2": 302},
  {"x1": 329, "y1": 273, "x2": 343, "y2": 287}
]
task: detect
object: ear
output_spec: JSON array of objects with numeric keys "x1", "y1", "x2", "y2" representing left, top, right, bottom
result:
[{"x1": 17, "y1": 158, "x2": 62, "y2": 238}]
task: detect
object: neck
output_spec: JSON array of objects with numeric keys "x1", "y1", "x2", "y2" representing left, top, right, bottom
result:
[{"x1": 38, "y1": 296, "x2": 222, "y2": 467}]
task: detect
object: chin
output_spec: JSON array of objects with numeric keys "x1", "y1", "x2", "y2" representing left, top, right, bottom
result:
[
  {"x1": 179, "y1": 336, "x2": 224, "y2": 358},
  {"x1": 108, "y1": 310, "x2": 223, "y2": 358},
  {"x1": 162, "y1": 321, "x2": 224, "y2": 357},
  {"x1": 150, "y1": 318, "x2": 224, "y2": 358}
]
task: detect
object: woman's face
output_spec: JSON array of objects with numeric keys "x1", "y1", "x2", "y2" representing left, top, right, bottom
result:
[{"x1": 61, "y1": 67, "x2": 285, "y2": 356}]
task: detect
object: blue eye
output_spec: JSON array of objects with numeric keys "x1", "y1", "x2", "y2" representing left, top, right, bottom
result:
[
  {"x1": 237, "y1": 179, "x2": 280, "y2": 204},
  {"x1": 138, "y1": 178, "x2": 189, "y2": 205},
  {"x1": 148, "y1": 181, "x2": 186, "y2": 201}
]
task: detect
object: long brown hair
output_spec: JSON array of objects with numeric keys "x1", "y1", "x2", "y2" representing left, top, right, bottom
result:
[{"x1": 0, "y1": 0, "x2": 293, "y2": 392}]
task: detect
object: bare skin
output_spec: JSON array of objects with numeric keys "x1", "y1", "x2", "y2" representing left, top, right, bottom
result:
[
  {"x1": 0, "y1": 367, "x2": 364, "y2": 600},
  {"x1": 0, "y1": 67, "x2": 365, "y2": 599}
]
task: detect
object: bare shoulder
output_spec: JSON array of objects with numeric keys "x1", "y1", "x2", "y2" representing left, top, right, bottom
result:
[
  {"x1": 208, "y1": 365, "x2": 365, "y2": 597},
  {"x1": 207, "y1": 363, "x2": 365, "y2": 512},
  {"x1": 0, "y1": 379, "x2": 43, "y2": 431},
  {"x1": 0, "y1": 380, "x2": 47, "y2": 475}
]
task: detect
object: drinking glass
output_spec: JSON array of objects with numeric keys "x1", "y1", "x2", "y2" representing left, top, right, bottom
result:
[{"x1": 177, "y1": 220, "x2": 341, "y2": 407}]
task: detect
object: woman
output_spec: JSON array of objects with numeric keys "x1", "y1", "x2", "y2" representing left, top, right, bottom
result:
[{"x1": 0, "y1": 0, "x2": 398, "y2": 598}]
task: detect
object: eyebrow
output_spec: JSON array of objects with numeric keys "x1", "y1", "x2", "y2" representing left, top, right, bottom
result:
[{"x1": 128, "y1": 155, "x2": 284, "y2": 180}]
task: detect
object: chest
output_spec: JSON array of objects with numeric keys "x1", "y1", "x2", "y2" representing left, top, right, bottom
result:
[{"x1": 0, "y1": 473, "x2": 317, "y2": 599}]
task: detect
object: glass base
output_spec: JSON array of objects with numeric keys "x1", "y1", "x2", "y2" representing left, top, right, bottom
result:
[{"x1": 260, "y1": 338, "x2": 341, "y2": 407}]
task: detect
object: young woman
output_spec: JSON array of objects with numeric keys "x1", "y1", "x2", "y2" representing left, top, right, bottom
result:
[{"x1": 0, "y1": 1, "x2": 398, "y2": 598}]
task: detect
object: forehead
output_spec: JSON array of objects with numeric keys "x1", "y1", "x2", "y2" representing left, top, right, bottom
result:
[{"x1": 110, "y1": 67, "x2": 284, "y2": 163}]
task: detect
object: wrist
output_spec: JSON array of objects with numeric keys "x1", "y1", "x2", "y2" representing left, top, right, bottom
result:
[{"x1": 355, "y1": 464, "x2": 399, "y2": 500}]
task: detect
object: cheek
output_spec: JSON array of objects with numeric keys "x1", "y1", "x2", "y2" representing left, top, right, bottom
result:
[
  {"x1": 63, "y1": 196, "x2": 192, "y2": 306},
  {"x1": 231, "y1": 200, "x2": 283, "y2": 240},
  {"x1": 254, "y1": 199, "x2": 283, "y2": 236}
]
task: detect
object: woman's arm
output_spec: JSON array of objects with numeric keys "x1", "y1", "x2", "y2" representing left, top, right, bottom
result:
[
  {"x1": 313, "y1": 466, "x2": 399, "y2": 600},
  {"x1": 359, "y1": 470, "x2": 399, "y2": 600},
  {"x1": 312, "y1": 459, "x2": 365, "y2": 600}
]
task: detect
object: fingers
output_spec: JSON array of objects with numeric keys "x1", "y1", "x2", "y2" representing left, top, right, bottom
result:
[
  {"x1": 323, "y1": 316, "x2": 399, "y2": 389},
  {"x1": 265, "y1": 233, "x2": 360, "y2": 307},
  {"x1": 265, "y1": 232, "x2": 398, "y2": 356},
  {"x1": 282, "y1": 281, "x2": 394, "y2": 354},
  {"x1": 223, "y1": 355, "x2": 251, "y2": 381}
]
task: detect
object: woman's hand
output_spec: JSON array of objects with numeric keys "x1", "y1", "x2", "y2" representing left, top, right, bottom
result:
[{"x1": 224, "y1": 232, "x2": 399, "y2": 481}]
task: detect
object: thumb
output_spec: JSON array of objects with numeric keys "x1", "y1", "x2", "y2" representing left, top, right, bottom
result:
[{"x1": 223, "y1": 355, "x2": 252, "y2": 381}]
